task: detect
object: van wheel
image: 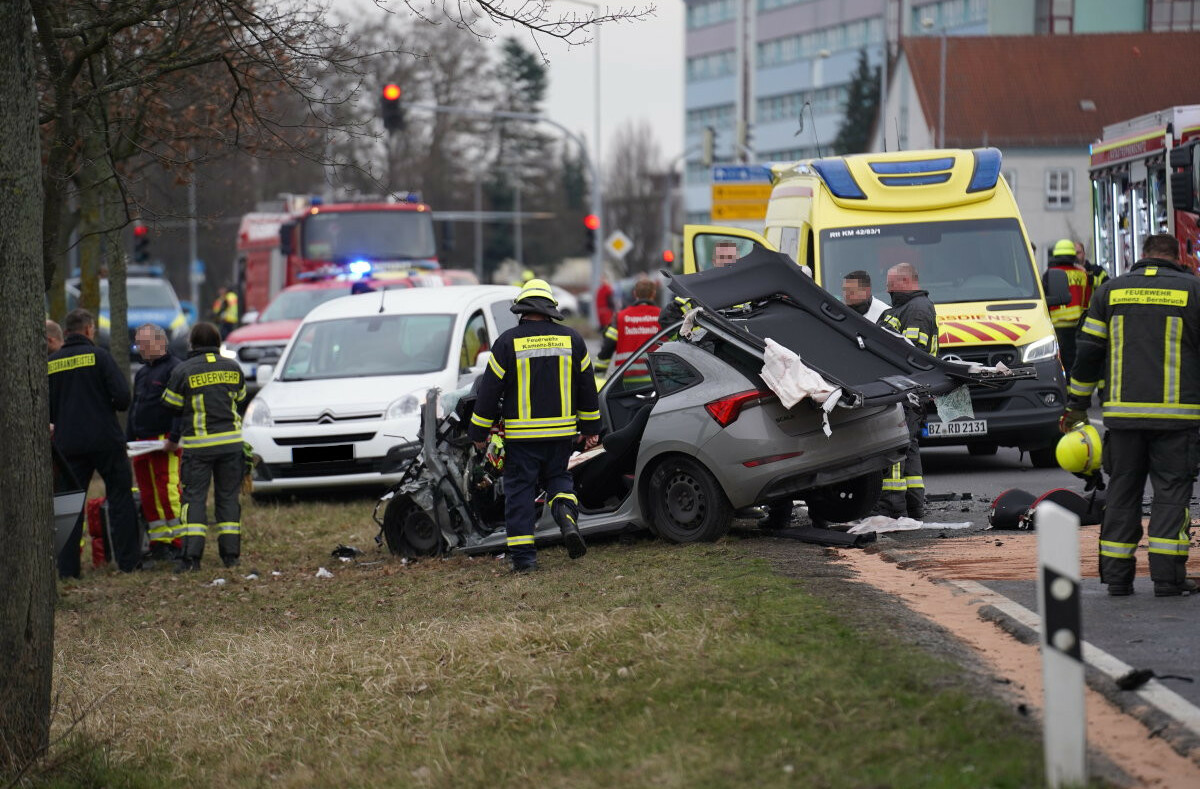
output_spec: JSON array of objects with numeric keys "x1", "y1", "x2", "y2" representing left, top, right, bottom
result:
[
  {"x1": 382, "y1": 496, "x2": 443, "y2": 557},
  {"x1": 805, "y1": 471, "x2": 884, "y2": 525},
  {"x1": 1028, "y1": 446, "x2": 1059, "y2": 469},
  {"x1": 968, "y1": 442, "x2": 998, "y2": 456},
  {"x1": 648, "y1": 456, "x2": 732, "y2": 543}
]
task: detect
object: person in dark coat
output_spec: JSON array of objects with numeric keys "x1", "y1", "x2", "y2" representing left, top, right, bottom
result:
[{"x1": 48, "y1": 308, "x2": 140, "y2": 577}]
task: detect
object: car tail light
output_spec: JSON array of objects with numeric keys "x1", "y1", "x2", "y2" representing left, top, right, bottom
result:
[{"x1": 704, "y1": 389, "x2": 776, "y2": 428}]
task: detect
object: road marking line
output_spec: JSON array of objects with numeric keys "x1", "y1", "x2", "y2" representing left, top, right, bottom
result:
[{"x1": 948, "y1": 579, "x2": 1200, "y2": 739}]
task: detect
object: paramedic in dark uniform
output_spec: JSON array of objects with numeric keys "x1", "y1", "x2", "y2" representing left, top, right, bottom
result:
[
  {"x1": 48, "y1": 308, "x2": 140, "y2": 577},
  {"x1": 468, "y1": 279, "x2": 601, "y2": 572}
]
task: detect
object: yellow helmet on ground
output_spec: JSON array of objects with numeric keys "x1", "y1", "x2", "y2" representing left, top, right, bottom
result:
[
  {"x1": 511, "y1": 278, "x2": 563, "y2": 319},
  {"x1": 1052, "y1": 238, "x2": 1077, "y2": 258},
  {"x1": 1056, "y1": 423, "x2": 1102, "y2": 474}
]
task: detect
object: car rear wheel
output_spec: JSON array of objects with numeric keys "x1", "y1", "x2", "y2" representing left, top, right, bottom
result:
[
  {"x1": 647, "y1": 456, "x2": 732, "y2": 543},
  {"x1": 382, "y1": 496, "x2": 443, "y2": 557},
  {"x1": 805, "y1": 470, "x2": 884, "y2": 525}
]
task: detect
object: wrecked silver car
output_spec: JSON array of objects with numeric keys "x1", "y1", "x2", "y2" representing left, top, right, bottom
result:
[{"x1": 373, "y1": 248, "x2": 1031, "y2": 556}]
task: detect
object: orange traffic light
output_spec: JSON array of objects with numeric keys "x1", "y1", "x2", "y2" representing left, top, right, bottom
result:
[
  {"x1": 382, "y1": 83, "x2": 402, "y2": 101},
  {"x1": 583, "y1": 214, "x2": 600, "y2": 231},
  {"x1": 662, "y1": 249, "x2": 675, "y2": 264}
]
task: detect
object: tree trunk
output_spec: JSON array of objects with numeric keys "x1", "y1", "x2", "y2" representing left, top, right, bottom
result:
[
  {"x1": 104, "y1": 174, "x2": 130, "y2": 382},
  {"x1": 0, "y1": 0, "x2": 56, "y2": 772}
]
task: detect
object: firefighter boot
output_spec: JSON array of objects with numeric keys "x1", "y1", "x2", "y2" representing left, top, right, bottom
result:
[
  {"x1": 552, "y1": 494, "x2": 586, "y2": 560},
  {"x1": 1154, "y1": 557, "x2": 1199, "y2": 597},
  {"x1": 218, "y1": 533, "x2": 241, "y2": 568},
  {"x1": 175, "y1": 534, "x2": 205, "y2": 572}
]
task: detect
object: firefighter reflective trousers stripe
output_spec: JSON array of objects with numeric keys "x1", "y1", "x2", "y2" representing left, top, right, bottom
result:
[
  {"x1": 59, "y1": 447, "x2": 141, "y2": 577},
  {"x1": 131, "y1": 439, "x2": 182, "y2": 545},
  {"x1": 1100, "y1": 428, "x2": 1197, "y2": 586},
  {"x1": 502, "y1": 439, "x2": 575, "y2": 566},
  {"x1": 878, "y1": 405, "x2": 925, "y2": 519},
  {"x1": 179, "y1": 447, "x2": 244, "y2": 563}
]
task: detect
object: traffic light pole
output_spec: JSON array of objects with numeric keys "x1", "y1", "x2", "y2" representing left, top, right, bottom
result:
[{"x1": 403, "y1": 102, "x2": 604, "y2": 320}]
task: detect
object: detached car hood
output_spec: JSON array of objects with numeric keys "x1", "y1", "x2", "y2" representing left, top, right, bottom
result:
[{"x1": 667, "y1": 248, "x2": 1026, "y2": 409}]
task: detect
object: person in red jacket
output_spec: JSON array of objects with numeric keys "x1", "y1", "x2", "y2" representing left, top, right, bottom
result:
[
  {"x1": 595, "y1": 278, "x2": 661, "y2": 385},
  {"x1": 594, "y1": 276, "x2": 615, "y2": 332},
  {"x1": 1045, "y1": 238, "x2": 1091, "y2": 374}
]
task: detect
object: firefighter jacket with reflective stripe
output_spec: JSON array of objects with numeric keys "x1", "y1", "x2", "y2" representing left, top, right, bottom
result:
[
  {"x1": 48, "y1": 334, "x2": 131, "y2": 456},
  {"x1": 879, "y1": 290, "x2": 939, "y2": 354},
  {"x1": 468, "y1": 319, "x2": 601, "y2": 441},
  {"x1": 597, "y1": 301, "x2": 661, "y2": 378},
  {"x1": 162, "y1": 347, "x2": 247, "y2": 451},
  {"x1": 128, "y1": 352, "x2": 183, "y2": 443},
  {"x1": 1067, "y1": 257, "x2": 1200, "y2": 430},
  {"x1": 1045, "y1": 258, "x2": 1092, "y2": 328},
  {"x1": 212, "y1": 292, "x2": 238, "y2": 324}
]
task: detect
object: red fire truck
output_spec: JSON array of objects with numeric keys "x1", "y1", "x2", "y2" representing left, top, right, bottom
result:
[
  {"x1": 1089, "y1": 105, "x2": 1200, "y2": 277},
  {"x1": 235, "y1": 194, "x2": 440, "y2": 314}
]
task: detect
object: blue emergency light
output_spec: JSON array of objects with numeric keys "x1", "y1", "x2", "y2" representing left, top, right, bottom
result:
[{"x1": 348, "y1": 260, "x2": 372, "y2": 278}]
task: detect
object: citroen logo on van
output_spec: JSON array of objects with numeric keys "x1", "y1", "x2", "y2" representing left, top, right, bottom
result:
[{"x1": 317, "y1": 412, "x2": 335, "y2": 425}]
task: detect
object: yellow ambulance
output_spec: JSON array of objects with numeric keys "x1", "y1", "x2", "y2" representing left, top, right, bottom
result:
[{"x1": 684, "y1": 148, "x2": 1066, "y2": 466}]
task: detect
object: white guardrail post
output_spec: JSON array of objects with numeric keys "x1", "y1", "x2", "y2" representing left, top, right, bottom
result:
[{"x1": 1035, "y1": 501, "x2": 1087, "y2": 787}]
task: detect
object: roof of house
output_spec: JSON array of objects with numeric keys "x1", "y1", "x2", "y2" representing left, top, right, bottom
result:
[{"x1": 901, "y1": 32, "x2": 1200, "y2": 148}]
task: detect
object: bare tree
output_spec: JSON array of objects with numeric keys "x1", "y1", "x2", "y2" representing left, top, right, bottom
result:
[
  {"x1": 604, "y1": 119, "x2": 667, "y2": 274},
  {"x1": 0, "y1": 0, "x2": 54, "y2": 772}
]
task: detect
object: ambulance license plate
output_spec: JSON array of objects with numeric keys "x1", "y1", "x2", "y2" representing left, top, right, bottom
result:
[{"x1": 925, "y1": 419, "x2": 988, "y2": 437}]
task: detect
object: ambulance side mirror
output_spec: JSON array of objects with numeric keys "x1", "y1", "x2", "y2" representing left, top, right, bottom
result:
[{"x1": 1043, "y1": 267, "x2": 1071, "y2": 307}]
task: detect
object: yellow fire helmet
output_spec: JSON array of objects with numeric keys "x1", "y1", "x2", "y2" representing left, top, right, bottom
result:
[
  {"x1": 1056, "y1": 423, "x2": 1102, "y2": 474},
  {"x1": 511, "y1": 278, "x2": 563, "y2": 319},
  {"x1": 1052, "y1": 238, "x2": 1077, "y2": 258}
]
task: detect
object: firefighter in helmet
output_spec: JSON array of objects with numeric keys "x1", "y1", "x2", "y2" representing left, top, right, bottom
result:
[
  {"x1": 467, "y1": 279, "x2": 601, "y2": 572},
  {"x1": 211, "y1": 284, "x2": 239, "y2": 339},
  {"x1": 1065, "y1": 233, "x2": 1200, "y2": 597},
  {"x1": 1045, "y1": 238, "x2": 1091, "y2": 374}
]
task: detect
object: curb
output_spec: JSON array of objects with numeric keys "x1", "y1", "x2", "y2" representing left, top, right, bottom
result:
[{"x1": 870, "y1": 540, "x2": 1200, "y2": 769}]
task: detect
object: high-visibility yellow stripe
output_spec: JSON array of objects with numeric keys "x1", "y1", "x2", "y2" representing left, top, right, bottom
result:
[
  {"x1": 905, "y1": 476, "x2": 924, "y2": 489},
  {"x1": 48, "y1": 353, "x2": 96, "y2": 374},
  {"x1": 1148, "y1": 538, "x2": 1189, "y2": 556},
  {"x1": 579, "y1": 353, "x2": 591, "y2": 372},
  {"x1": 1067, "y1": 378, "x2": 1097, "y2": 398},
  {"x1": 1164, "y1": 315, "x2": 1181, "y2": 404},
  {"x1": 192, "y1": 394, "x2": 205, "y2": 436},
  {"x1": 487, "y1": 354, "x2": 505, "y2": 378},
  {"x1": 1109, "y1": 287, "x2": 1188, "y2": 307},
  {"x1": 504, "y1": 426, "x2": 578, "y2": 439},
  {"x1": 179, "y1": 523, "x2": 207, "y2": 537},
  {"x1": 1099, "y1": 540, "x2": 1137, "y2": 558},
  {"x1": 163, "y1": 389, "x2": 184, "y2": 407},
  {"x1": 1102, "y1": 402, "x2": 1200, "y2": 419},
  {"x1": 604, "y1": 326, "x2": 618, "y2": 341},
  {"x1": 181, "y1": 431, "x2": 243, "y2": 448},
  {"x1": 506, "y1": 535, "x2": 535, "y2": 546},
  {"x1": 506, "y1": 416, "x2": 577, "y2": 426},
  {"x1": 560, "y1": 355, "x2": 571, "y2": 418},
  {"x1": 216, "y1": 522, "x2": 241, "y2": 536},
  {"x1": 470, "y1": 412, "x2": 493, "y2": 429},
  {"x1": 577, "y1": 410, "x2": 600, "y2": 422},
  {"x1": 517, "y1": 357, "x2": 531, "y2": 421},
  {"x1": 167, "y1": 450, "x2": 181, "y2": 513},
  {"x1": 1109, "y1": 315, "x2": 1123, "y2": 402},
  {"x1": 1082, "y1": 317, "x2": 1108, "y2": 339}
]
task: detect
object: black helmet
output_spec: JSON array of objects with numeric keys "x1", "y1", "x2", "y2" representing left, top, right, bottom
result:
[{"x1": 988, "y1": 488, "x2": 1036, "y2": 530}]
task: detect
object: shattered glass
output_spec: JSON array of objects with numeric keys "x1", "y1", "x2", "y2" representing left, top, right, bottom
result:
[{"x1": 933, "y1": 385, "x2": 975, "y2": 424}]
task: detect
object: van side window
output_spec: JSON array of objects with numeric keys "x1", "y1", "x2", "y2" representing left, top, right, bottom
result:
[{"x1": 459, "y1": 310, "x2": 489, "y2": 373}]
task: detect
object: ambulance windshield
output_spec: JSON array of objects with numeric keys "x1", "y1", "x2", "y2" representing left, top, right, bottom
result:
[
  {"x1": 819, "y1": 218, "x2": 1039, "y2": 304},
  {"x1": 302, "y1": 210, "x2": 436, "y2": 262}
]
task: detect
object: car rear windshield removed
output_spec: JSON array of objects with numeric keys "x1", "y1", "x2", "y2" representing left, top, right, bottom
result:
[{"x1": 819, "y1": 218, "x2": 1038, "y2": 304}]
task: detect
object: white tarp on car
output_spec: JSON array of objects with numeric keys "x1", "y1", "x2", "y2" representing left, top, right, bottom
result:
[{"x1": 760, "y1": 338, "x2": 843, "y2": 436}]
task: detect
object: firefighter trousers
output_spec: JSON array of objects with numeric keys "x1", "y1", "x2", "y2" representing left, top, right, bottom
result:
[
  {"x1": 59, "y1": 447, "x2": 141, "y2": 577},
  {"x1": 878, "y1": 405, "x2": 925, "y2": 519},
  {"x1": 1100, "y1": 428, "x2": 1198, "y2": 587},
  {"x1": 179, "y1": 447, "x2": 244, "y2": 564},
  {"x1": 502, "y1": 439, "x2": 575, "y2": 568},
  {"x1": 132, "y1": 440, "x2": 182, "y2": 548},
  {"x1": 1055, "y1": 326, "x2": 1078, "y2": 379}
]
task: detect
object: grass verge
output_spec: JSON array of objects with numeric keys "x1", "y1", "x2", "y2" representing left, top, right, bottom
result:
[{"x1": 37, "y1": 494, "x2": 1045, "y2": 788}]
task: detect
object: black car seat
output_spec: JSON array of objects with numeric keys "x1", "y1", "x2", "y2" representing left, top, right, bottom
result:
[{"x1": 575, "y1": 403, "x2": 654, "y2": 510}]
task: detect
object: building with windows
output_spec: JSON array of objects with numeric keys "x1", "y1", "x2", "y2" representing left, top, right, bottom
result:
[
  {"x1": 882, "y1": 31, "x2": 1200, "y2": 261},
  {"x1": 683, "y1": 0, "x2": 1200, "y2": 226}
]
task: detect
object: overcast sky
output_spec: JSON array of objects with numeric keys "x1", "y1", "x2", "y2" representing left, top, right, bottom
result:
[{"x1": 537, "y1": 1, "x2": 684, "y2": 168}]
